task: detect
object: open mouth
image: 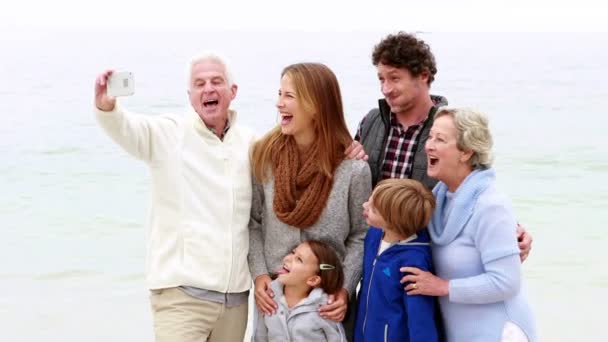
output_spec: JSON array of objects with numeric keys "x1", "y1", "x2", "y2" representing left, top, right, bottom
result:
[
  {"x1": 280, "y1": 114, "x2": 293, "y2": 125},
  {"x1": 203, "y1": 100, "x2": 219, "y2": 108},
  {"x1": 428, "y1": 157, "x2": 439, "y2": 167},
  {"x1": 276, "y1": 265, "x2": 290, "y2": 275}
]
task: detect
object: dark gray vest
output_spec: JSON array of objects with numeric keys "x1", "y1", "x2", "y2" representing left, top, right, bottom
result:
[{"x1": 358, "y1": 95, "x2": 448, "y2": 189}]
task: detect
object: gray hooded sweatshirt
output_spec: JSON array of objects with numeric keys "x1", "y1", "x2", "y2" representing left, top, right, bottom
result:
[{"x1": 253, "y1": 280, "x2": 346, "y2": 342}]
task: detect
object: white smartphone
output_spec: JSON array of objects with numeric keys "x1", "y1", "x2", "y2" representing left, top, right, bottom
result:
[{"x1": 107, "y1": 71, "x2": 135, "y2": 97}]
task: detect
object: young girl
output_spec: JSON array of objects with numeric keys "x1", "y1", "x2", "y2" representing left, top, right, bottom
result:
[
  {"x1": 253, "y1": 240, "x2": 347, "y2": 342},
  {"x1": 355, "y1": 179, "x2": 440, "y2": 342}
]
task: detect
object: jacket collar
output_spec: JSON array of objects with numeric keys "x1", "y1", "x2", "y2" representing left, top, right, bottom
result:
[
  {"x1": 190, "y1": 107, "x2": 237, "y2": 140},
  {"x1": 428, "y1": 168, "x2": 496, "y2": 245},
  {"x1": 270, "y1": 279, "x2": 328, "y2": 315}
]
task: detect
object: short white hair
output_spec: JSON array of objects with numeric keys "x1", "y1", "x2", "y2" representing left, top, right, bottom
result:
[
  {"x1": 435, "y1": 107, "x2": 494, "y2": 169},
  {"x1": 187, "y1": 51, "x2": 235, "y2": 88}
]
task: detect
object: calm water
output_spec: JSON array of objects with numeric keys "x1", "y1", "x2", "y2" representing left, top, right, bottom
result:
[{"x1": 1, "y1": 31, "x2": 607, "y2": 341}]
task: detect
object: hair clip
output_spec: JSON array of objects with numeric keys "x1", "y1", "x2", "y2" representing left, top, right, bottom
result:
[{"x1": 319, "y1": 264, "x2": 335, "y2": 270}]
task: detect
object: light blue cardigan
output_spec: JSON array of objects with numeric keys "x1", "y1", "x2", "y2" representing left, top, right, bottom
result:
[{"x1": 428, "y1": 168, "x2": 537, "y2": 342}]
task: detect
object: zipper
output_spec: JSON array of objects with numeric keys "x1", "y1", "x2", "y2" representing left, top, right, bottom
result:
[
  {"x1": 362, "y1": 256, "x2": 379, "y2": 336},
  {"x1": 384, "y1": 323, "x2": 388, "y2": 342}
]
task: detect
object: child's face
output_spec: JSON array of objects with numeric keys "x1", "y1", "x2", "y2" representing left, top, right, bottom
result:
[
  {"x1": 276, "y1": 243, "x2": 321, "y2": 288},
  {"x1": 363, "y1": 194, "x2": 388, "y2": 228}
]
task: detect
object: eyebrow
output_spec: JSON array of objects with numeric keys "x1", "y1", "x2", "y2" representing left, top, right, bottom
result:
[{"x1": 194, "y1": 76, "x2": 225, "y2": 83}]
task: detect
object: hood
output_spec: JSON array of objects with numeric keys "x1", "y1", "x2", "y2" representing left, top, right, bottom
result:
[{"x1": 270, "y1": 279, "x2": 328, "y2": 315}]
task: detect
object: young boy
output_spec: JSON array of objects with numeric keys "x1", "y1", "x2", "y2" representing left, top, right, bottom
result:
[{"x1": 354, "y1": 179, "x2": 439, "y2": 342}]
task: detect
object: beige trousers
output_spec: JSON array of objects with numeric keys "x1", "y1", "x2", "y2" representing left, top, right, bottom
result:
[{"x1": 149, "y1": 287, "x2": 248, "y2": 342}]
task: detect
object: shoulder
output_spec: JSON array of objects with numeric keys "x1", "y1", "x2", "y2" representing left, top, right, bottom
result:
[
  {"x1": 396, "y1": 248, "x2": 433, "y2": 270},
  {"x1": 335, "y1": 160, "x2": 372, "y2": 191},
  {"x1": 338, "y1": 159, "x2": 371, "y2": 177},
  {"x1": 357, "y1": 108, "x2": 382, "y2": 132},
  {"x1": 476, "y1": 184, "x2": 514, "y2": 216},
  {"x1": 365, "y1": 227, "x2": 383, "y2": 241},
  {"x1": 363, "y1": 107, "x2": 381, "y2": 121},
  {"x1": 231, "y1": 124, "x2": 256, "y2": 142}
]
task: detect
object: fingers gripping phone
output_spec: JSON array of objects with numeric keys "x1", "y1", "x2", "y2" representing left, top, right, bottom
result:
[{"x1": 107, "y1": 71, "x2": 135, "y2": 97}]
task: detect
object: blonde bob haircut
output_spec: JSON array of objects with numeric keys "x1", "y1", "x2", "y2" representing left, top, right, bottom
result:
[
  {"x1": 372, "y1": 179, "x2": 435, "y2": 237},
  {"x1": 435, "y1": 107, "x2": 494, "y2": 169}
]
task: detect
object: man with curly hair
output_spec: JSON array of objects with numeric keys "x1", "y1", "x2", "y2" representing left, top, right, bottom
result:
[{"x1": 353, "y1": 31, "x2": 446, "y2": 190}]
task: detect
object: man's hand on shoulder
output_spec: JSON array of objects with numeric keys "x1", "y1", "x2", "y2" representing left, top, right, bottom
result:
[
  {"x1": 517, "y1": 223, "x2": 533, "y2": 262},
  {"x1": 344, "y1": 140, "x2": 368, "y2": 161}
]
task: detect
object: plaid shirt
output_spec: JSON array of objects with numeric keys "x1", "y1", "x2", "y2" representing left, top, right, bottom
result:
[{"x1": 355, "y1": 112, "x2": 425, "y2": 181}]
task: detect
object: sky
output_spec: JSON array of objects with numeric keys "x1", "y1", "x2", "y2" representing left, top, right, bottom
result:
[{"x1": 0, "y1": 0, "x2": 606, "y2": 32}]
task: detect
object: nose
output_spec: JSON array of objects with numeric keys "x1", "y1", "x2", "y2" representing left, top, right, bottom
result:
[
  {"x1": 202, "y1": 82, "x2": 214, "y2": 93},
  {"x1": 425, "y1": 138, "x2": 434, "y2": 152},
  {"x1": 381, "y1": 82, "x2": 393, "y2": 96},
  {"x1": 362, "y1": 201, "x2": 369, "y2": 210},
  {"x1": 276, "y1": 96, "x2": 284, "y2": 109},
  {"x1": 282, "y1": 253, "x2": 292, "y2": 264}
]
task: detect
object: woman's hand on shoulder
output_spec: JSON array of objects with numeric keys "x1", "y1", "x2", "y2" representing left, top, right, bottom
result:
[
  {"x1": 254, "y1": 274, "x2": 277, "y2": 315},
  {"x1": 400, "y1": 267, "x2": 449, "y2": 297},
  {"x1": 319, "y1": 288, "x2": 349, "y2": 322}
]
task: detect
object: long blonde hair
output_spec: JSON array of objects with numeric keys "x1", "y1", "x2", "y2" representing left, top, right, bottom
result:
[{"x1": 251, "y1": 63, "x2": 352, "y2": 181}]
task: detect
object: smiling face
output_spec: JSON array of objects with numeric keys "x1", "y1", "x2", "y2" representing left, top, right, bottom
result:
[
  {"x1": 188, "y1": 59, "x2": 237, "y2": 125},
  {"x1": 276, "y1": 74, "x2": 316, "y2": 147},
  {"x1": 377, "y1": 63, "x2": 428, "y2": 116},
  {"x1": 425, "y1": 115, "x2": 472, "y2": 188},
  {"x1": 276, "y1": 242, "x2": 321, "y2": 288}
]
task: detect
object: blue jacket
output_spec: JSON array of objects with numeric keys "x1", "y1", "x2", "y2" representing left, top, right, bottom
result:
[{"x1": 354, "y1": 228, "x2": 439, "y2": 342}]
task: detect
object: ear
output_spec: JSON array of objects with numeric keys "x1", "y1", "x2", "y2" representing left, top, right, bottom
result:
[
  {"x1": 306, "y1": 275, "x2": 321, "y2": 288},
  {"x1": 460, "y1": 149, "x2": 474, "y2": 163},
  {"x1": 418, "y1": 69, "x2": 430, "y2": 85},
  {"x1": 230, "y1": 84, "x2": 238, "y2": 100}
]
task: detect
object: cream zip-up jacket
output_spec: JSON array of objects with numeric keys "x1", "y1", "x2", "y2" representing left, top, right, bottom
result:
[{"x1": 95, "y1": 104, "x2": 255, "y2": 293}]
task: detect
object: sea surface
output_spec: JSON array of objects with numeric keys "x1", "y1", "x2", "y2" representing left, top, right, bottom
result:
[{"x1": 1, "y1": 31, "x2": 607, "y2": 341}]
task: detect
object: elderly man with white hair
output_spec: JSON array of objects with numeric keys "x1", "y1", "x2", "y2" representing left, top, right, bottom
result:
[{"x1": 94, "y1": 53, "x2": 254, "y2": 342}]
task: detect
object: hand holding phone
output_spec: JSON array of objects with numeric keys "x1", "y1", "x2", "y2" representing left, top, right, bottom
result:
[{"x1": 107, "y1": 71, "x2": 135, "y2": 97}]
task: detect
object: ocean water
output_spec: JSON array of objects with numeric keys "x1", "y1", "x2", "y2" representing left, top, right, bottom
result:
[{"x1": 1, "y1": 31, "x2": 606, "y2": 341}]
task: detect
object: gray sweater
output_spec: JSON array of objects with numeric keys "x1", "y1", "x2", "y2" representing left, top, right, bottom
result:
[
  {"x1": 253, "y1": 280, "x2": 346, "y2": 342},
  {"x1": 248, "y1": 159, "x2": 372, "y2": 295}
]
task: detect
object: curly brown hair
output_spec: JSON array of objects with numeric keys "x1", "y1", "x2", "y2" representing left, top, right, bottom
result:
[{"x1": 372, "y1": 32, "x2": 437, "y2": 85}]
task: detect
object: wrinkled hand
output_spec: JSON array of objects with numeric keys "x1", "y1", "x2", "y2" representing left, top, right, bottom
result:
[
  {"x1": 400, "y1": 267, "x2": 449, "y2": 297},
  {"x1": 517, "y1": 223, "x2": 533, "y2": 262},
  {"x1": 254, "y1": 274, "x2": 277, "y2": 315},
  {"x1": 94, "y1": 69, "x2": 117, "y2": 111},
  {"x1": 344, "y1": 140, "x2": 368, "y2": 161},
  {"x1": 319, "y1": 288, "x2": 348, "y2": 322}
]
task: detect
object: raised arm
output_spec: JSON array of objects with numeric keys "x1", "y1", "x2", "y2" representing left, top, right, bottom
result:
[{"x1": 94, "y1": 70, "x2": 177, "y2": 163}]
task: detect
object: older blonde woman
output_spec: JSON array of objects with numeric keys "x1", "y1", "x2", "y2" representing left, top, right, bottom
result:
[{"x1": 400, "y1": 108, "x2": 537, "y2": 342}]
